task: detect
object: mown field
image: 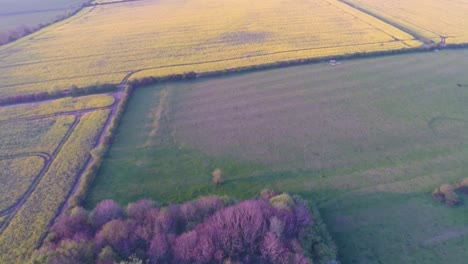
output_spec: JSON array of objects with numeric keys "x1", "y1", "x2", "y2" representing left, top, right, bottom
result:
[
  {"x1": 88, "y1": 49, "x2": 468, "y2": 264},
  {"x1": 343, "y1": 0, "x2": 468, "y2": 44},
  {"x1": 0, "y1": 0, "x2": 87, "y2": 31},
  {"x1": 0, "y1": 94, "x2": 118, "y2": 263},
  {"x1": 0, "y1": 0, "x2": 421, "y2": 97}
]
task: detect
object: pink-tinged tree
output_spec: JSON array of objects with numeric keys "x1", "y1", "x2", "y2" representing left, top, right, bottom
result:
[
  {"x1": 127, "y1": 199, "x2": 154, "y2": 223},
  {"x1": 95, "y1": 219, "x2": 139, "y2": 258},
  {"x1": 260, "y1": 232, "x2": 288, "y2": 263},
  {"x1": 203, "y1": 200, "x2": 271, "y2": 259},
  {"x1": 292, "y1": 253, "x2": 311, "y2": 264},
  {"x1": 91, "y1": 199, "x2": 124, "y2": 230},
  {"x1": 32, "y1": 240, "x2": 94, "y2": 264},
  {"x1": 49, "y1": 207, "x2": 92, "y2": 243},
  {"x1": 148, "y1": 233, "x2": 171, "y2": 263},
  {"x1": 294, "y1": 202, "x2": 313, "y2": 231},
  {"x1": 173, "y1": 231, "x2": 199, "y2": 263}
]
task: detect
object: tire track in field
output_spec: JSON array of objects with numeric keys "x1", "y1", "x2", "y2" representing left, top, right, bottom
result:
[
  {"x1": 0, "y1": 101, "x2": 117, "y2": 124},
  {"x1": 0, "y1": 115, "x2": 80, "y2": 233},
  {"x1": 0, "y1": 153, "x2": 49, "y2": 216}
]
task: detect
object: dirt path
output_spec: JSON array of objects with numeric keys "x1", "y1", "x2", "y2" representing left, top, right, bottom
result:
[{"x1": 0, "y1": 99, "x2": 117, "y2": 124}]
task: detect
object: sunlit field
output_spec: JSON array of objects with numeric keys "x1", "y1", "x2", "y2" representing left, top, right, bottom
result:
[
  {"x1": 0, "y1": 94, "x2": 116, "y2": 263},
  {"x1": 343, "y1": 0, "x2": 468, "y2": 44},
  {"x1": 0, "y1": 0, "x2": 420, "y2": 97}
]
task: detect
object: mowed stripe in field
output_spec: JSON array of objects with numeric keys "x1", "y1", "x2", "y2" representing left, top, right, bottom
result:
[{"x1": 0, "y1": 0, "x2": 420, "y2": 96}]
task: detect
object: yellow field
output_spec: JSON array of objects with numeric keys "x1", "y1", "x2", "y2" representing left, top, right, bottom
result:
[
  {"x1": 0, "y1": 94, "x2": 115, "y2": 121},
  {"x1": 0, "y1": 116, "x2": 75, "y2": 156},
  {"x1": 0, "y1": 157, "x2": 45, "y2": 212},
  {"x1": 343, "y1": 0, "x2": 468, "y2": 44},
  {"x1": 0, "y1": 0, "x2": 420, "y2": 96},
  {"x1": 0, "y1": 94, "x2": 115, "y2": 263}
]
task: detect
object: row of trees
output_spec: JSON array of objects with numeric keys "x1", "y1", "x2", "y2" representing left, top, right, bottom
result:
[
  {"x1": 0, "y1": 1, "x2": 93, "y2": 46},
  {"x1": 0, "y1": 83, "x2": 118, "y2": 106},
  {"x1": 32, "y1": 191, "x2": 338, "y2": 264}
]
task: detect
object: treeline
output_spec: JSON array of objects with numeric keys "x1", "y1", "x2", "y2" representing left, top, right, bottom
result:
[
  {"x1": 67, "y1": 85, "x2": 133, "y2": 209},
  {"x1": 0, "y1": 83, "x2": 119, "y2": 106},
  {"x1": 33, "y1": 191, "x2": 338, "y2": 264},
  {"x1": 128, "y1": 44, "x2": 459, "y2": 89},
  {"x1": 0, "y1": 1, "x2": 93, "y2": 46}
]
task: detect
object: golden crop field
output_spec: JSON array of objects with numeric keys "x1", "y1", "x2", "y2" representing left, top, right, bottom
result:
[
  {"x1": 0, "y1": 117, "x2": 74, "y2": 156},
  {"x1": 0, "y1": 94, "x2": 115, "y2": 121},
  {"x1": 0, "y1": 0, "x2": 420, "y2": 97},
  {"x1": 0, "y1": 94, "x2": 115, "y2": 263},
  {"x1": 343, "y1": 0, "x2": 468, "y2": 44},
  {"x1": 0, "y1": 157, "x2": 45, "y2": 212}
]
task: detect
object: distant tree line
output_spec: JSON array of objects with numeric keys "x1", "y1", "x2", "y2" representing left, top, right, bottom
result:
[
  {"x1": 0, "y1": 1, "x2": 93, "y2": 46},
  {"x1": 128, "y1": 43, "x2": 468, "y2": 90},
  {"x1": 33, "y1": 191, "x2": 339, "y2": 264}
]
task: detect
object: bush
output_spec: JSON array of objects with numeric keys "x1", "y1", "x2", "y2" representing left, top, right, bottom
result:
[
  {"x1": 433, "y1": 184, "x2": 461, "y2": 206},
  {"x1": 212, "y1": 168, "x2": 224, "y2": 186},
  {"x1": 456, "y1": 178, "x2": 468, "y2": 194}
]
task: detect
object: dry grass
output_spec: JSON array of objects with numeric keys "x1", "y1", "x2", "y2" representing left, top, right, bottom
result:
[
  {"x1": 0, "y1": 0, "x2": 419, "y2": 96},
  {"x1": 343, "y1": 0, "x2": 468, "y2": 44}
]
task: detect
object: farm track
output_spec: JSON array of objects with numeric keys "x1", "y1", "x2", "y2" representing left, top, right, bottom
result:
[
  {"x1": 338, "y1": 0, "x2": 435, "y2": 44},
  {"x1": 120, "y1": 70, "x2": 141, "y2": 86},
  {"x1": 0, "y1": 99, "x2": 118, "y2": 124},
  {"x1": 92, "y1": 0, "x2": 143, "y2": 6}
]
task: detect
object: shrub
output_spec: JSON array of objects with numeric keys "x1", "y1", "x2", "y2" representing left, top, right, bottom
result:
[
  {"x1": 212, "y1": 168, "x2": 224, "y2": 186},
  {"x1": 456, "y1": 178, "x2": 468, "y2": 194},
  {"x1": 92, "y1": 200, "x2": 125, "y2": 229},
  {"x1": 269, "y1": 193, "x2": 295, "y2": 210},
  {"x1": 432, "y1": 184, "x2": 461, "y2": 206}
]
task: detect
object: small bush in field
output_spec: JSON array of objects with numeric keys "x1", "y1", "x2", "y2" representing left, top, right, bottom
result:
[
  {"x1": 433, "y1": 184, "x2": 461, "y2": 206},
  {"x1": 456, "y1": 178, "x2": 468, "y2": 194},
  {"x1": 212, "y1": 168, "x2": 224, "y2": 186}
]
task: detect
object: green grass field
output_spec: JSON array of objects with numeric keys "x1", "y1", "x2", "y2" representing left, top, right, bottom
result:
[{"x1": 87, "y1": 49, "x2": 468, "y2": 263}]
